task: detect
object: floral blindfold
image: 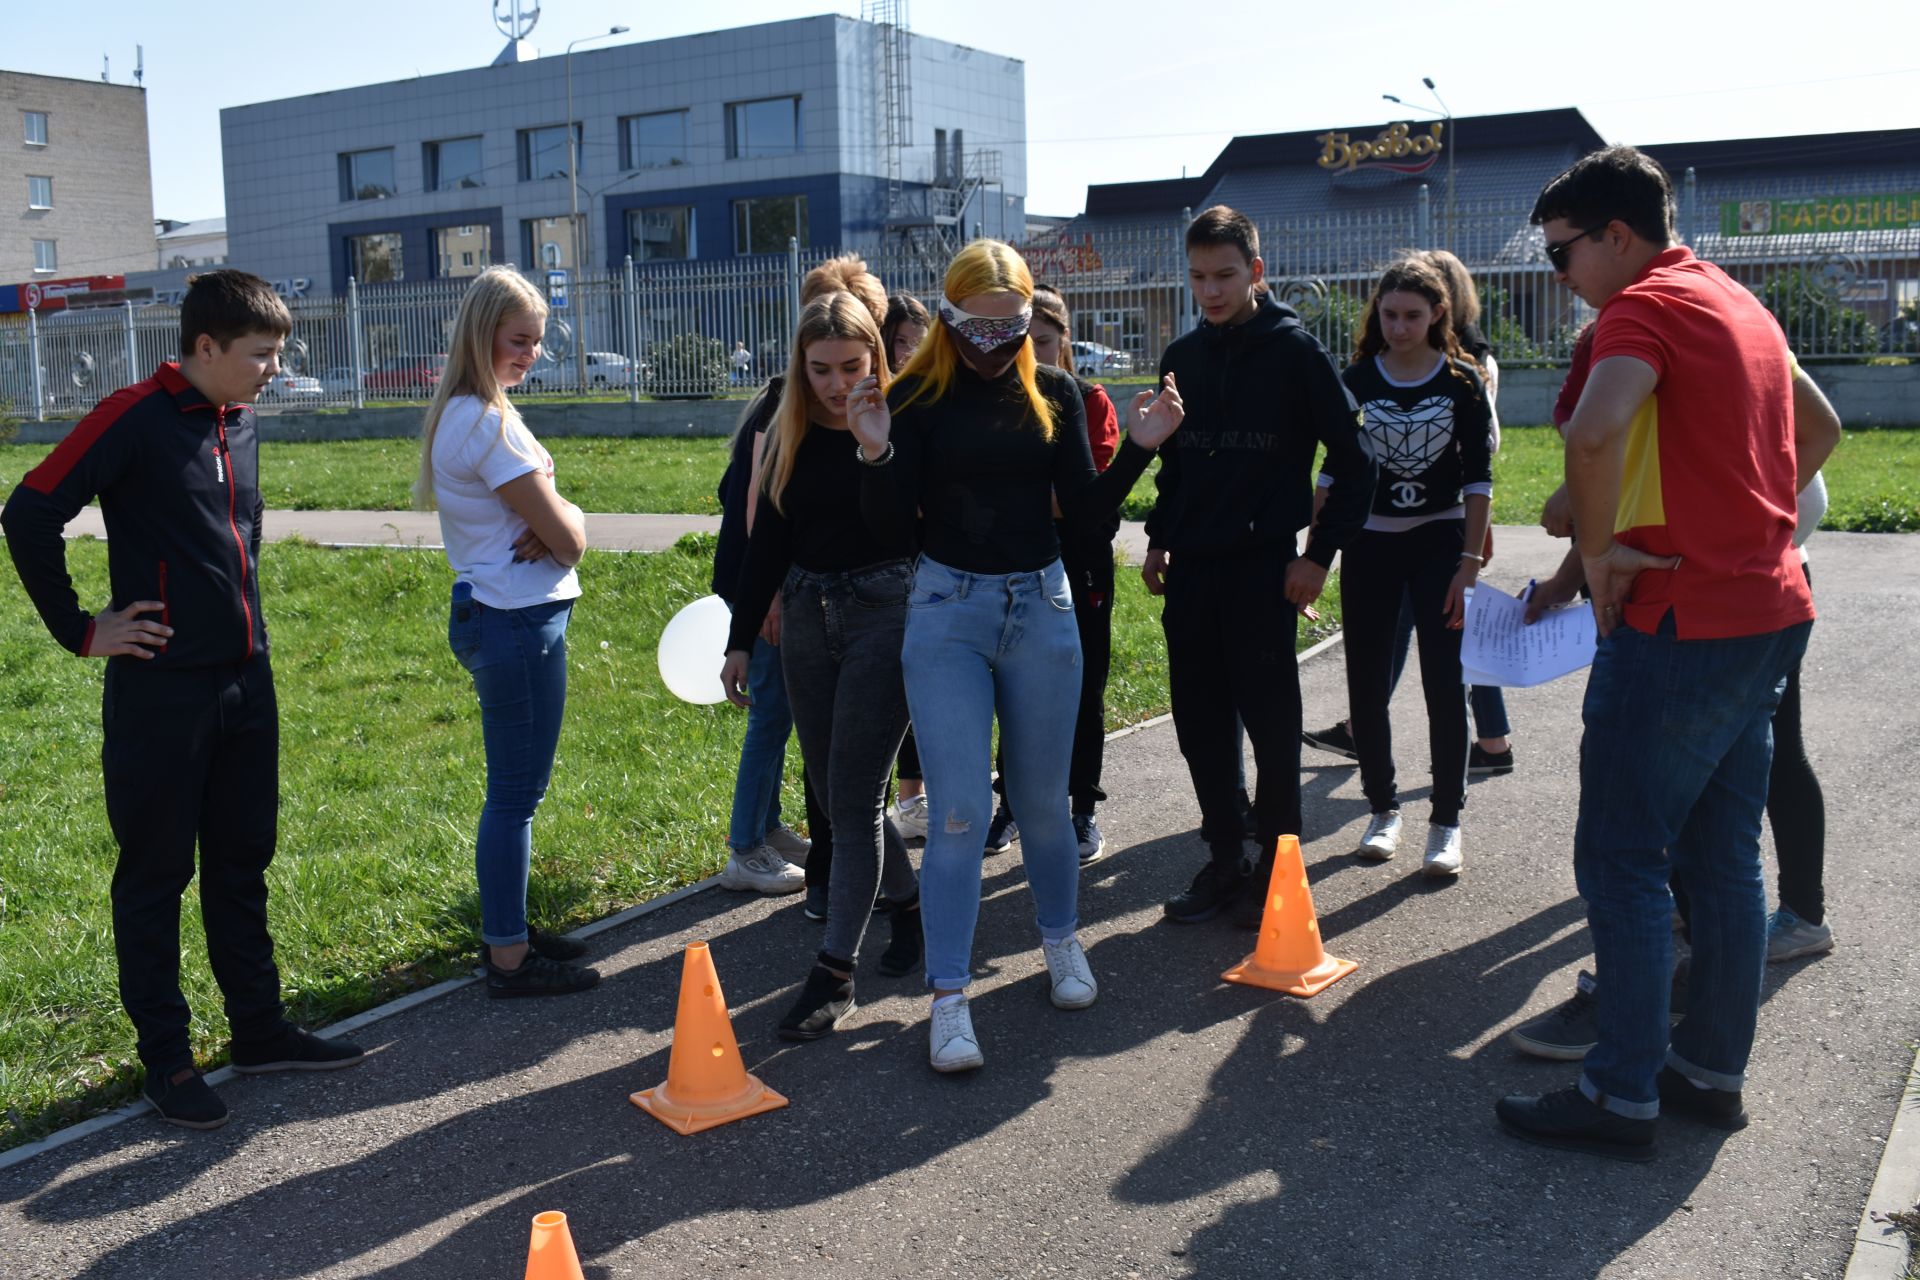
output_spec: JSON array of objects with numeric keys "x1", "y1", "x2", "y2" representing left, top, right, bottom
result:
[{"x1": 938, "y1": 296, "x2": 1032, "y2": 362}]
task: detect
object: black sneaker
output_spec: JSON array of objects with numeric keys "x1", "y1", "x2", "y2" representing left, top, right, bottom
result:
[
  {"x1": 802, "y1": 885, "x2": 830, "y2": 921},
  {"x1": 1301, "y1": 721, "x2": 1358, "y2": 761},
  {"x1": 1469, "y1": 744, "x2": 1516, "y2": 776},
  {"x1": 985, "y1": 804, "x2": 1018, "y2": 855},
  {"x1": 486, "y1": 952, "x2": 601, "y2": 998},
  {"x1": 528, "y1": 925, "x2": 589, "y2": 961},
  {"x1": 1230, "y1": 857, "x2": 1275, "y2": 931},
  {"x1": 1495, "y1": 1087, "x2": 1657, "y2": 1162},
  {"x1": 1656, "y1": 1066, "x2": 1749, "y2": 1130},
  {"x1": 144, "y1": 1068, "x2": 229, "y2": 1130},
  {"x1": 231, "y1": 1026, "x2": 366, "y2": 1074},
  {"x1": 1164, "y1": 860, "x2": 1245, "y2": 924},
  {"x1": 777, "y1": 965, "x2": 856, "y2": 1041},
  {"x1": 1235, "y1": 788, "x2": 1258, "y2": 841},
  {"x1": 1508, "y1": 971, "x2": 1599, "y2": 1060},
  {"x1": 876, "y1": 897, "x2": 923, "y2": 978},
  {"x1": 1073, "y1": 813, "x2": 1106, "y2": 866}
]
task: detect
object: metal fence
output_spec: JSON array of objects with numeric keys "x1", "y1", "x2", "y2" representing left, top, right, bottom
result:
[{"x1": 5, "y1": 183, "x2": 1915, "y2": 423}]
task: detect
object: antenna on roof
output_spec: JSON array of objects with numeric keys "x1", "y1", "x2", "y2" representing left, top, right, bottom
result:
[
  {"x1": 102, "y1": 54, "x2": 110, "y2": 83},
  {"x1": 135, "y1": 45, "x2": 144, "y2": 86}
]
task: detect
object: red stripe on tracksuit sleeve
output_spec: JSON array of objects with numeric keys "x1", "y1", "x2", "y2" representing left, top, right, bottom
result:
[{"x1": 22, "y1": 381, "x2": 154, "y2": 495}]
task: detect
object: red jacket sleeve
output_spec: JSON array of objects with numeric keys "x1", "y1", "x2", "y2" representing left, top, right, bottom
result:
[{"x1": 1083, "y1": 384, "x2": 1119, "y2": 472}]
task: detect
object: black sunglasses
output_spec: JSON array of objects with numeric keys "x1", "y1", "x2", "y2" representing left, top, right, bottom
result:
[{"x1": 1544, "y1": 223, "x2": 1609, "y2": 271}]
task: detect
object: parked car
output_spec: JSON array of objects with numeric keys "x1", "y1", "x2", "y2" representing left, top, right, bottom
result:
[
  {"x1": 1072, "y1": 341, "x2": 1135, "y2": 378},
  {"x1": 363, "y1": 353, "x2": 447, "y2": 395},
  {"x1": 316, "y1": 366, "x2": 362, "y2": 396},
  {"x1": 260, "y1": 370, "x2": 324, "y2": 401},
  {"x1": 521, "y1": 351, "x2": 640, "y2": 392}
]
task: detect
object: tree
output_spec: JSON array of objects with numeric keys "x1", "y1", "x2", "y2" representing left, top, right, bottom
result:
[{"x1": 1756, "y1": 269, "x2": 1880, "y2": 359}]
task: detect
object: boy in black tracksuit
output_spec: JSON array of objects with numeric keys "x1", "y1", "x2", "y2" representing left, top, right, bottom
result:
[
  {"x1": 1145, "y1": 207, "x2": 1378, "y2": 925},
  {"x1": 1, "y1": 271, "x2": 362, "y2": 1131}
]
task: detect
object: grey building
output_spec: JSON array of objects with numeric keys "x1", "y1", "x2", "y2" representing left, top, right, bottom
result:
[
  {"x1": 1, "y1": 69, "x2": 155, "y2": 290},
  {"x1": 220, "y1": 15, "x2": 1027, "y2": 295}
]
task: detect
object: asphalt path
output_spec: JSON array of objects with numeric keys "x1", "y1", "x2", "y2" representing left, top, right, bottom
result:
[{"x1": 3, "y1": 528, "x2": 1915, "y2": 1279}]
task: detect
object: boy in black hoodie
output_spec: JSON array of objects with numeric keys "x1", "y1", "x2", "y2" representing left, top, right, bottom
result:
[
  {"x1": 1143, "y1": 207, "x2": 1378, "y2": 924},
  {"x1": 2, "y1": 271, "x2": 363, "y2": 1131}
]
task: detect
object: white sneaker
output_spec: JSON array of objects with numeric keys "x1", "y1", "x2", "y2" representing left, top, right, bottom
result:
[
  {"x1": 718, "y1": 845, "x2": 804, "y2": 895},
  {"x1": 764, "y1": 823, "x2": 811, "y2": 863},
  {"x1": 929, "y1": 995, "x2": 984, "y2": 1073},
  {"x1": 889, "y1": 793, "x2": 929, "y2": 841},
  {"x1": 1041, "y1": 934, "x2": 1098, "y2": 1009},
  {"x1": 1423, "y1": 823, "x2": 1463, "y2": 877},
  {"x1": 1357, "y1": 810, "x2": 1402, "y2": 861}
]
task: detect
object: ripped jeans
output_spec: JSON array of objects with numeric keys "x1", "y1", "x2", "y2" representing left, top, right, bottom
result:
[{"x1": 902, "y1": 555, "x2": 1083, "y2": 991}]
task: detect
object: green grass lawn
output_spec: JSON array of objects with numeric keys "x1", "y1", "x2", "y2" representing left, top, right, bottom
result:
[
  {"x1": 0, "y1": 534, "x2": 1339, "y2": 1148},
  {"x1": 7, "y1": 425, "x2": 1915, "y2": 529}
]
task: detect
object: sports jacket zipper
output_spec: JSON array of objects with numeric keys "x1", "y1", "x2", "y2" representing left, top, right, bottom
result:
[{"x1": 215, "y1": 410, "x2": 256, "y2": 659}]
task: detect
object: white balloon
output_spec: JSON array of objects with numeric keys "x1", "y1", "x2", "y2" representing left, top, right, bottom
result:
[{"x1": 656, "y1": 595, "x2": 733, "y2": 705}]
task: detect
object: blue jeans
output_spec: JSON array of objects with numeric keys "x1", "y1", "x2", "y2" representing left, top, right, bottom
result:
[
  {"x1": 726, "y1": 636, "x2": 789, "y2": 852},
  {"x1": 448, "y1": 586, "x2": 573, "y2": 948},
  {"x1": 903, "y1": 555, "x2": 1083, "y2": 991},
  {"x1": 1574, "y1": 613, "x2": 1811, "y2": 1118}
]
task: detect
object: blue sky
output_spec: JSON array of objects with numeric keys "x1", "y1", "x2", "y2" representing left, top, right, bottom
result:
[{"x1": 12, "y1": 0, "x2": 1919, "y2": 222}]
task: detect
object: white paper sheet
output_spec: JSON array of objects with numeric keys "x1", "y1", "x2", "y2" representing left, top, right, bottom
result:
[{"x1": 1460, "y1": 583, "x2": 1596, "y2": 689}]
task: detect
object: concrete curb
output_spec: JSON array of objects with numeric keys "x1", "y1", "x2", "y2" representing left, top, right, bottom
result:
[{"x1": 1845, "y1": 1042, "x2": 1920, "y2": 1280}]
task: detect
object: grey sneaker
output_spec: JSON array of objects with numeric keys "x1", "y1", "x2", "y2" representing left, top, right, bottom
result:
[
  {"x1": 929, "y1": 995, "x2": 984, "y2": 1073},
  {"x1": 764, "y1": 824, "x2": 811, "y2": 863},
  {"x1": 889, "y1": 793, "x2": 930, "y2": 841},
  {"x1": 1766, "y1": 908, "x2": 1834, "y2": 963},
  {"x1": 718, "y1": 845, "x2": 804, "y2": 895},
  {"x1": 1509, "y1": 971, "x2": 1599, "y2": 1061},
  {"x1": 1423, "y1": 823, "x2": 1463, "y2": 877},
  {"x1": 1041, "y1": 934, "x2": 1098, "y2": 1009},
  {"x1": 1356, "y1": 810, "x2": 1402, "y2": 861}
]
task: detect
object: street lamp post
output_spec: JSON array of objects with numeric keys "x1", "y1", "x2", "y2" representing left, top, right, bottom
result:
[
  {"x1": 1383, "y1": 79, "x2": 1455, "y2": 250},
  {"x1": 566, "y1": 25, "x2": 629, "y2": 387}
]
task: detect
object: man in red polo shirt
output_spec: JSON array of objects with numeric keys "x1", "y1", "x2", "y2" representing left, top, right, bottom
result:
[{"x1": 1496, "y1": 146, "x2": 1838, "y2": 1162}]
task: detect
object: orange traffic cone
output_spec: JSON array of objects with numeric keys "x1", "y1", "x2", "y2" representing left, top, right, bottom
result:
[
  {"x1": 525, "y1": 1210, "x2": 584, "y2": 1280},
  {"x1": 1222, "y1": 835, "x2": 1357, "y2": 997},
  {"x1": 631, "y1": 941, "x2": 789, "y2": 1134}
]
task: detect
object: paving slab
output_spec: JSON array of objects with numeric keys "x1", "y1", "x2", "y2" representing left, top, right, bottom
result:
[{"x1": 2, "y1": 528, "x2": 1914, "y2": 1280}]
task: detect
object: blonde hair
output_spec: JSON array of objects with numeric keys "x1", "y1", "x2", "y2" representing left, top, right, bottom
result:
[
  {"x1": 761, "y1": 290, "x2": 891, "y2": 514},
  {"x1": 895, "y1": 239, "x2": 1055, "y2": 440},
  {"x1": 803, "y1": 254, "x2": 887, "y2": 328},
  {"x1": 412, "y1": 266, "x2": 549, "y2": 510}
]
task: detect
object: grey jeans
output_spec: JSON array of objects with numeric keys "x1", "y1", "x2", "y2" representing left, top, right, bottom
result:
[{"x1": 779, "y1": 559, "x2": 919, "y2": 966}]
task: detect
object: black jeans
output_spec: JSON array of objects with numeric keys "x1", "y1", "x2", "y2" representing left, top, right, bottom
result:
[
  {"x1": 991, "y1": 530, "x2": 1115, "y2": 815},
  {"x1": 102, "y1": 655, "x2": 288, "y2": 1074},
  {"x1": 1161, "y1": 550, "x2": 1302, "y2": 865},
  {"x1": 780, "y1": 560, "x2": 919, "y2": 966},
  {"x1": 1342, "y1": 521, "x2": 1469, "y2": 826}
]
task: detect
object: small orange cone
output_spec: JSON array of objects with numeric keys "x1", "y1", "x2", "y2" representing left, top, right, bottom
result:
[
  {"x1": 1222, "y1": 835, "x2": 1357, "y2": 997},
  {"x1": 631, "y1": 941, "x2": 789, "y2": 1134},
  {"x1": 525, "y1": 1210, "x2": 584, "y2": 1280}
]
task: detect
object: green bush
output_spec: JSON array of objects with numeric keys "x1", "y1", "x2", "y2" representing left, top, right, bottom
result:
[
  {"x1": 1757, "y1": 270, "x2": 1880, "y2": 358},
  {"x1": 646, "y1": 333, "x2": 729, "y2": 399}
]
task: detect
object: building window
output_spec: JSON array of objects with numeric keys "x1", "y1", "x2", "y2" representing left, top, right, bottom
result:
[
  {"x1": 27, "y1": 176, "x2": 53, "y2": 209},
  {"x1": 23, "y1": 111, "x2": 48, "y2": 146},
  {"x1": 620, "y1": 110, "x2": 688, "y2": 171},
  {"x1": 726, "y1": 96, "x2": 799, "y2": 159},
  {"x1": 348, "y1": 231, "x2": 403, "y2": 283},
  {"x1": 518, "y1": 124, "x2": 582, "y2": 182},
  {"x1": 426, "y1": 136, "x2": 484, "y2": 191},
  {"x1": 435, "y1": 225, "x2": 491, "y2": 279},
  {"x1": 627, "y1": 206, "x2": 693, "y2": 262},
  {"x1": 522, "y1": 217, "x2": 576, "y2": 271},
  {"x1": 32, "y1": 239, "x2": 57, "y2": 273},
  {"x1": 732, "y1": 194, "x2": 807, "y2": 255},
  {"x1": 339, "y1": 148, "x2": 396, "y2": 202}
]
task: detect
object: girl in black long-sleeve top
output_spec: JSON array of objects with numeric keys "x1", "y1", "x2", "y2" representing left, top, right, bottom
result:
[{"x1": 846, "y1": 239, "x2": 1184, "y2": 1073}]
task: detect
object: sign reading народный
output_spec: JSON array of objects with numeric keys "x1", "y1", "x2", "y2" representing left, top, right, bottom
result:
[
  {"x1": 1316, "y1": 122, "x2": 1445, "y2": 175},
  {"x1": 1723, "y1": 194, "x2": 1920, "y2": 236}
]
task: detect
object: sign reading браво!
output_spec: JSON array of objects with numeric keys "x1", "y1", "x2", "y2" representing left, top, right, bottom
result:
[
  {"x1": 1316, "y1": 122, "x2": 1444, "y2": 175},
  {"x1": 1722, "y1": 194, "x2": 1920, "y2": 236}
]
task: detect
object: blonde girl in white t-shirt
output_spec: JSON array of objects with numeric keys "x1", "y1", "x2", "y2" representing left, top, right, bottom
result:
[{"x1": 413, "y1": 266, "x2": 598, "y2": 998}]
